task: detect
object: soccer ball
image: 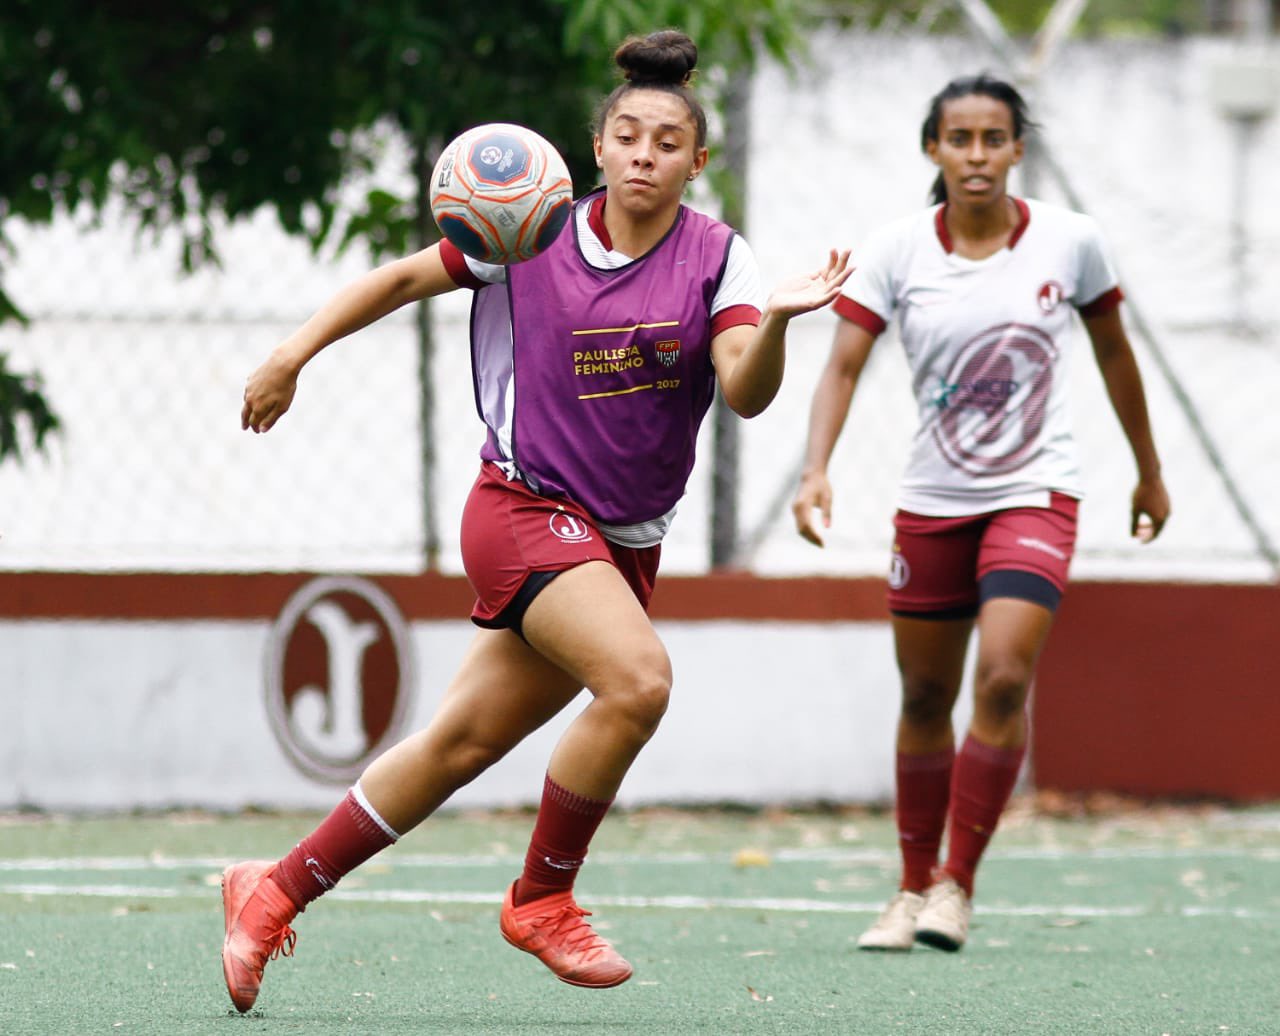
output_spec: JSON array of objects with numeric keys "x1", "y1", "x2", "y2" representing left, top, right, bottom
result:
[{"x1": 429, "y1": 123, "x2": 574, "y2": 265}]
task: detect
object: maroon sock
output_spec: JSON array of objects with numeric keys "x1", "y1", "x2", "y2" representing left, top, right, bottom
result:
[
  {"x1": 895, "y1": 747, "x2": 955, "y2": 893},
  {"x1": 942, "y1": 735, "x2": 1026, "y2": 897},
  {"x1": 513, "y1": 775, "x2": 613, "y2": 906},
  {"x1": 273, "y1": 788, "x2": 398, "y2": 910}
]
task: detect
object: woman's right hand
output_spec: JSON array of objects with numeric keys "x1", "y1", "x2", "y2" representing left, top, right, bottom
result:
[
  {"x1": 792, "y1": 470, "x2": 834, "y2": 547},
  {"x1": 241, "y1": 349, "x2": 301, "y2": 433}
]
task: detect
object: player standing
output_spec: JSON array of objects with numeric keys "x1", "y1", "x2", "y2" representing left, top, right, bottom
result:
[
  {"x1": 792, "y1": 74, "x2": 1169, "y2": 952},
  {"x1": 223, "y1": 29, "x2": 850, "y2": 1010}
]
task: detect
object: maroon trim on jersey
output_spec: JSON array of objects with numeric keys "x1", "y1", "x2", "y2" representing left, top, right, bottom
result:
[
  {"x1": 1077, "y1": 285, "x2": 1125, "y2": 318},
  {"x1": 934, "y1": 205, "x2": 953, "y2": 253},
  {"x1": 711, "y1": 303, "x2": 761, "y2": 337},
  {"x1": 934, "y1": 197, "x2": 1031, "y2": 254},
  {"x1": 833, "y1": 294, "x2": 887, "y2": 335},
  {"x1": 1007, "y1": 198, "x2": 1031, "y2": 248},
  {"x1": 439, "y1": 239, "x2": 486, "y2": 289},
  {"x1": 587, "y1": 193, "x2": 611, "y2": 250}
]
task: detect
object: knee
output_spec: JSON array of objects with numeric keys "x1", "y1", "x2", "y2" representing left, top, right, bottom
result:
[
  {"x1": 900, "y1": 676, "x2": 956, "y2": 732},
  {"x1": 599, "y1": 651, "x2": 672, "y2": 738},
  {"x1": 973, "y1": 661, "x2": 1033, "y2": 724}
]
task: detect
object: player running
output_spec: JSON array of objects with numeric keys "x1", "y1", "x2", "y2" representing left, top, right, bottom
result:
[
  {"x1": 223, "y1": 29, "x2": 849, "y2": 1011},
  {"x1": 792, "y1": 74, "x2": 1169, "y2": 952}
]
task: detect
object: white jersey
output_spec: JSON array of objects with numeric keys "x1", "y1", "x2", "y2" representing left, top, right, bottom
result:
[{"x1": 837, "y1": 198, "x2": 1122, "y2": 516}]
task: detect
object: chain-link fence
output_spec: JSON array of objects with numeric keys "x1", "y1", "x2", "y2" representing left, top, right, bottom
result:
[
  {"x1": 739, "y1": 27, "x2": 1280, "y2": 583},
  {"x1": 2, "y1": 25, "x2": 1277, "y2": 582}
]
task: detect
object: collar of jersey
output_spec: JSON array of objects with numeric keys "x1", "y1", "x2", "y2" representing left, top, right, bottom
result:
[{"x1": 935, "y1": 197, "x2": 1031, "y2": 254}]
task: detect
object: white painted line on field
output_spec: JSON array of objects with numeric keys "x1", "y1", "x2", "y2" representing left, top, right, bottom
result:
[
  {"x1": 0, "y1": 882, "x2": 1275, "y2": 921},
  {"x1": 0, "y1": 883, "x2": 184, "y2": 899},
  {"x1": 1, "y1": 843, "x2": 1277, "y2": 874}
]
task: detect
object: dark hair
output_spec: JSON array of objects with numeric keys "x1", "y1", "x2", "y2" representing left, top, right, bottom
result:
[
  {"x1": 920, "y1": 74, "x2": 1034, "y2": 205},
  {"x1": 592, "y1": 30, "x2": 708, "y2": 149}
]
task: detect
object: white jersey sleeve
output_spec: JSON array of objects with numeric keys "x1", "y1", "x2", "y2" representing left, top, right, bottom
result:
[
  {"x1": 463, "y1": 254, "x2": 507, "y2": 285},
  {"x1": 840, "y1": 216, "x2": 912, "y2": 327},
  {"x1": 1070, "y1": 213, "x2": 1119, "y2": 306},
  {"x1": 712, "y1": 234, "x2": 765, "y2": 315}
]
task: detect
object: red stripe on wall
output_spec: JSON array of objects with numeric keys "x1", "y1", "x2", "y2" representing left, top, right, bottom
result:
[
  {"x1": 1033, "y1": 581, "x2": 1280, "y2": 801},
  {"x1": 0, "y1": 571, "x2": 891, "y2": 623}
]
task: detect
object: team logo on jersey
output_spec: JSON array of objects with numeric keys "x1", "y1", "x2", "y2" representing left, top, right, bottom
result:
[
  {"x1": 549, "y1": 509, "x2": 593, "y2": 543},
  {"x1": 888, "y1": 547, "x2": 910, "y2": 590},
  {"x1": 1037, "y1": 281, "x2": 1065, "y2": 313},
  {"x1": 931, "y1": 322, "x2": 1058, "y2": 476},
  {"x1": 265, "y1": 576, "x2": 415, "y2": 784},
  {"x1": 655, "y1": 339, "x2": 681, "y2": 368}
]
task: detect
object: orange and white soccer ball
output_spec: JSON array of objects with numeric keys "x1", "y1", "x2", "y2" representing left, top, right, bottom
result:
[{"x1": 429, "y1": 123, "x2": 573, "y2": 264}]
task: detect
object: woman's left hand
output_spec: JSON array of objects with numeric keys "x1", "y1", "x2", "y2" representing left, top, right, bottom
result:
[
  {"x1": 766, "y1": 249, "x2": 852, "y2": 318},
  {"x1": 1131, "y1": 474, "x2": 1170, "y2": 542}
]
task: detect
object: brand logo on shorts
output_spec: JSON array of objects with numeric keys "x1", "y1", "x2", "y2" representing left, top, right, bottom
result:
[
  {"x1": 655, "y1": 339, "x2": 680, "y2": 368},
  {"x1": 265, "y1": 576, "x2": 415, "y2": 784},
  {"x1": 888, "y1": 547, "x2": 910, "y2": 590},
  {"x1": 1037, "y1": 281, "x2": 1065, "y2": 313},
  {"x1": 1017, "y1": 535, "x2": 1067, "y2": 561},
  {"x1": 549, "y1": 509, "x2": 592, "y2": 543}
]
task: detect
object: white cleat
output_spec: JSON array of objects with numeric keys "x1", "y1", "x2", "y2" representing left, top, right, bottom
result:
[
  {"x1": 914, "y1": 876, "x2": 972, "y2": 952},
  {"x1": 856, "y1": 890, "x2": 926, "y2": 951}
]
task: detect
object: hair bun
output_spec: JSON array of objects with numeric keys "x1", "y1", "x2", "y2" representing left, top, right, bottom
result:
[{"x1": 614, "y1": 29, "x2": 698, "y2": 87}]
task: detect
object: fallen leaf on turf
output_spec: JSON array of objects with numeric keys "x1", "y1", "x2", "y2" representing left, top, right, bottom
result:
[
  {"x1": 746, "y1": 986, "x2": 773, "y2": 1002},
  {"x1": 733, "y1": 848, "x2": 771, "y2": 868},
  {"x1": 743, "y1": 950, "x2": 775, "y2": 958}
]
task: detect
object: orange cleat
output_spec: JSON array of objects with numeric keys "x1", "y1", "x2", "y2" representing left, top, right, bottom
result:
[
  {"x1": 221, "y1": 861, "x2": 299, "y2": 1012},
  {"x1": 499, "y1": 882, "x2": 633, "y2": 988}
]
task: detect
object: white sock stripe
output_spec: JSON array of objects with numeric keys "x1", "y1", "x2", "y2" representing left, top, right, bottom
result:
[{"x1": 351, "y1": 782, "x2": 402, "y2": 842}]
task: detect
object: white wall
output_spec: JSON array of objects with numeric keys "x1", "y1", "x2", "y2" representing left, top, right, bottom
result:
[{"x1": 0, "y1": 617, "x2": 974, "y2": 812}]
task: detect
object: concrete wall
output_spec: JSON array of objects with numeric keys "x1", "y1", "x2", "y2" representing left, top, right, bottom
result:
[{"x1": 4, "y1": 571, "x2": 1276, "y2": 812}]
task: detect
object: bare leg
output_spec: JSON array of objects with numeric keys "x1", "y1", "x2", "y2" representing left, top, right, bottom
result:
[
  {"x1": 495, "y1": 560, "x2": 671, "y2": 987},
  {"x1": 892, "y1": 615, "x2": 973, "y2": 754},
  {"x1": 359, "y1": 627, "x2": 585, "y2": 833},
  {"x1": 940, "y1": 596, "x2": 1056, "y2": 900},
  {"x1": 521, "y1": 560, "x2": 673, "y2": 800},
  {"x1": 969, "y1": 597, "x2": 1055, "y2": 748}
]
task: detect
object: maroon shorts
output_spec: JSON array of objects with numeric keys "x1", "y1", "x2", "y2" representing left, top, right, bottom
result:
[
  {"x1": 460, "y1": 462, "x2": 660, "y2": 629},
  {"x1": 886, "y1": 492, "x2": 1080, "y2": 617}
]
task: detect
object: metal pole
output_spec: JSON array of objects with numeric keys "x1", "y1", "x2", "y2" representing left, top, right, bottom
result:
[
  {"x1": 710, "y1": 69, "x2": 752, "y2": 569},
  {"x1": 414, "y1": 135, "x2": 441, "y2": 571}
]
